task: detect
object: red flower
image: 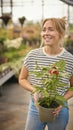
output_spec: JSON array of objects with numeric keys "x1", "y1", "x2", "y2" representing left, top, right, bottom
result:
[{"x1": 48, "y1": 67, "x2": 58, "y2": 76}]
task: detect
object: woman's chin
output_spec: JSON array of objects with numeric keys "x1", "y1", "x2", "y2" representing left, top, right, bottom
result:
[{"x1": 44, "y1": 43, "x2": 53, "y2": 47}]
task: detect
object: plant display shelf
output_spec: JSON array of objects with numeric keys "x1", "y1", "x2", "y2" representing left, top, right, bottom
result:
[{"x1": 0, "y1": 68, "x2": 15, "y2": 86}]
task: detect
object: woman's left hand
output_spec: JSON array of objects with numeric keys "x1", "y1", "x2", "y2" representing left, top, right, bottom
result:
[{"x1": 53, "y1": 105, "x2": 62, "y2": 116}]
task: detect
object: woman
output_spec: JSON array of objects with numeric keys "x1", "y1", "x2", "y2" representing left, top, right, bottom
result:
[{"x1": 19, "y1": 17, "x2": 73, "y2": 130}]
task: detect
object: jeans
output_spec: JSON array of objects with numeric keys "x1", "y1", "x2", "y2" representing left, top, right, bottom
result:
[{"x1": 25, "y1": 97, "x2": 69, "y2": 130}]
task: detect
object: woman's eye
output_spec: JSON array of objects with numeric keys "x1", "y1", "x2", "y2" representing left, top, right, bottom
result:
[
  {"x1": 49, "y1": 29, "x2": 54, "y2": 31},
  {"x1": 42, "y1": 28, "x2": 55, "y2": 32},
  {"x1": 42, "y1": 29, "x2": 46, "y2": 32},
  {"x1": 48, "y1": 27, "x2": 54, "y2": 31}
]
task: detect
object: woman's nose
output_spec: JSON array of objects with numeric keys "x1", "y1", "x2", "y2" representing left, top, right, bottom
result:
[{"x1": 44, "y1": 30, "x2": 50, "y2": 35}]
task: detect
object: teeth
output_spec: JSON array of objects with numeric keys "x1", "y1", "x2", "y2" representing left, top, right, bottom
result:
[
  {"x1": 44, "y1": 37, "x2": 53, "y2": 42},
  {"x1": 45, "y1": 36, "x2": 52, "y2": 39},
  {"x1": 45, "y1": 38, "x2": 52, "y2": 40},
  {"x1": 46, "y1": 37, "x2": 51, "y2": 39}
]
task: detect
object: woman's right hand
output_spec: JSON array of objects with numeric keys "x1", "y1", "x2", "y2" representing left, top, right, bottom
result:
[{"x1": 33, "y1": 92, "x2": 42, "y2": 109}]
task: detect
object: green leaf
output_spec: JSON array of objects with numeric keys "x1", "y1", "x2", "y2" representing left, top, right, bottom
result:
[
  {"x1": 68, "y1": 87, "x2": 73, "y2": 91},
  {"x1": 55, "y1": 95, "x2": 67, "y2": 107},
  {"x1": 52, "y1": 59, "x2": 66, "y2": 71}
]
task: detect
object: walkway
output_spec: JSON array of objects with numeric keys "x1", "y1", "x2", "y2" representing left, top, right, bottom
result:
[{"x1": 0, "y1": 77, "x2": 30, "y2": 130}]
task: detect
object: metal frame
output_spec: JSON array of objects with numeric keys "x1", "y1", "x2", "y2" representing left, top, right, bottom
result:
[
  {"x1": 60, "y1": 0, "x2": 73, "y2": 6},
  {"x1": 0, "y1": 0, "x2": 13, "y2": 16}
]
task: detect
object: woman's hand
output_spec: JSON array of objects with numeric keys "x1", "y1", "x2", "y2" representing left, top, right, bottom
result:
[
  {"x1": 33, "y1": 92, "x2": 42, "y2": 109},
  {"x1": 53, "y1": 105, "x2": 62, "y2": 116},
  {"x1": 33, "y1": 92, "x2": 42, "y2": 102},
  {"x1": 33, "y1": 92, "x2": 39, "y2": 102}
]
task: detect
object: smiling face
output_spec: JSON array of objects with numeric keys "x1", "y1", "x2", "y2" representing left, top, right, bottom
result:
[{"x1": 41, "y1": 20, "x2": 61, "y2": 48}]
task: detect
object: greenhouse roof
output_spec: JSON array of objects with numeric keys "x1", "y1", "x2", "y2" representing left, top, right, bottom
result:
[{"x1": 60, "y1": 0, "x2": 73, "y2": 6}]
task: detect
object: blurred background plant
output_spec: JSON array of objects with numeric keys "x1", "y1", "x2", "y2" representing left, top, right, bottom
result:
[
  {"x1": 0, "y1": 13, "x2": 73, "y2": 80},
  {"x1": 64, "y1": 23, "x2": 73, "y2": 54},
  {"x1": 0, "y1": 18, "x2": 41, "y2": 79}
]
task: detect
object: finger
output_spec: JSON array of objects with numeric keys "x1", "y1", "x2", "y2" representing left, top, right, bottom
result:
[{"x1": 53, "y1": 106, "x2": 62, "y2": 115}]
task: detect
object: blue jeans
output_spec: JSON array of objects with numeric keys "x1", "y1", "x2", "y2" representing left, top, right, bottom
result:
[{"x1": 25, "y1": 97, "x2": 69, "y2": 130}]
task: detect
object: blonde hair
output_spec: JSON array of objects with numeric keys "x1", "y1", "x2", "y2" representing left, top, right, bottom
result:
[
  {"x1": 43, "y1": 17, "x2": 66, "y2": 38},
  {"x1": 40, "y1": 17, "x2": 67, "y2": 47}
]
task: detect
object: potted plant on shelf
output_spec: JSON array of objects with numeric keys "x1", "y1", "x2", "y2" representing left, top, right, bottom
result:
[{"x1": 31, "y1": 59, "x2": 72, "y2": 122}]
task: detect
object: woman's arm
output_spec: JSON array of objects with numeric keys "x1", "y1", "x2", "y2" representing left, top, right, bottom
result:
[
  {"x1": 19, "y1": 66, "x2": 34, "y2": 92},
  {"x1": 64, "y1": 75, "x2": 73, "y2": 100}
]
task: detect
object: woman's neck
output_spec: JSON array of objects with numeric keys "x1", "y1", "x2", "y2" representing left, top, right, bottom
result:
[{"x1": 44, "y1": 46, "x2": 63, "y2": 56}]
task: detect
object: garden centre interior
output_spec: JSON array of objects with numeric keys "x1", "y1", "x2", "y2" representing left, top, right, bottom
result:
[{"x1": 0, "y1": 0, "x2": 73, "y2": 130}]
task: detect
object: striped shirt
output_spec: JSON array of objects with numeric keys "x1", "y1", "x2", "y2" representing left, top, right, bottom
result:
[{"x1": 24, "y1": 47, "x2": 73, "y2": 96}]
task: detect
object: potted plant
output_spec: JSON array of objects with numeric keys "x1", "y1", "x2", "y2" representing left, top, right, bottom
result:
[{"x1": 31, "y1": 59, "x2": 71, "y2": 122}]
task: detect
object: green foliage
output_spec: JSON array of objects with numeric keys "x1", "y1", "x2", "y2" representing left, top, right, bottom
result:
[
  {"x1": 0, "y1": 40, "x2": 31, "y2": 77},
  {"x1": 4, "y1": 51, "x2": 20, "y2": 61},
  {"x1": 68, "y1": 24, "x2": 73, "y2": 33},
  {"x1": 31, "y1": 59, "x2": 71, "y2": 108},
  {"x1": 0, "y1": 57, "x2": 23, "y2": 77},
  {"x1": 2, "y1": 43, "x2": 26, "y2": 62},
  {"x1": 0, "y1": 29, "x2": 7, "y2": 42}
]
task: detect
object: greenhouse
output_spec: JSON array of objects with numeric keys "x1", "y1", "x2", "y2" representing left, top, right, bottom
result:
[{"x1": 0, "y1": 1, "x2": 73, "y2": 130}]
